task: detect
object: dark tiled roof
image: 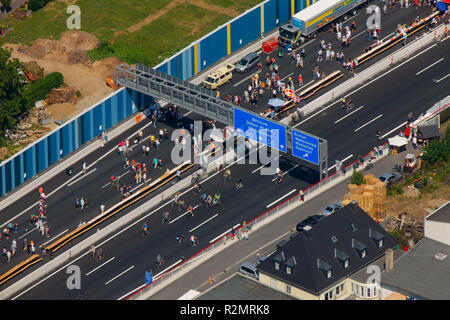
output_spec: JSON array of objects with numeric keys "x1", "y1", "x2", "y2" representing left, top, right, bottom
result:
[
  {"x1": 418, "y1": 124, "x2": 440, "y2": 140},
  {"x1": 196, "y1": 273, "x2": 297, "y2": 300},
  {"x1": 425, "y1": 201, "x2": 450, "y2": 223},
  {"x1": 257, "y1": 202, "x2": 398, "y2": 295}
]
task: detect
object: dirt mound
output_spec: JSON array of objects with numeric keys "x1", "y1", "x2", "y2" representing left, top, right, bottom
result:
[
  {"x1": 21, "y1": 31, "x2": 99, "y2": 64},
  {"x1": 46, "y1": 86, "x2": 78, "y2": 104},
  {"x1": 92, "y1": 57, "x2": 123, "y2": 77}
]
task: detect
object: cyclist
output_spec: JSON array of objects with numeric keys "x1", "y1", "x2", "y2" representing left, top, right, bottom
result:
[
  {"x1": 89, "y1": 245, "x2": 96, "y2": 258},
  {"x1": 142, "y1": 222, "x2": 149, "y2": 235},
  {"x1": 96, "y1": 247, "x2": 103, "y2": 261},
  {"x1": 178, "y1": 198, "x2": 185, "y2": 210},
  {"x1": 275, "y1": 173, "x2": 283, "y2": 184},
  {"x1": 187, "y1": 205, "x2": 194, "y2": 217},
  {"x1": 189, "y1": 235, "x2": 198, "y2": 247},
  {"x1": 235, "y1": 178, "x2": 243, "y2": 190},
  {"x1": 213, "y1": 193, "x2": 221, "y2": 205},
  {"x1": 200, "y1": 192, "x2": 207, "y2": 204},
  {"x1": 194, "y1": 181, "x2": 201, "y2": 193},
  {"x1": 376, "y1": 128, "x2": 382, "y2": 142},
  {"x1": 206, "y1": 194, "x2": 213, "y2": 207},
  {"x1": 224, "y1": 169, "x2": 231, "y2": 182},
  {"x1": 176, "y1": 233, "x2": 185, "y2": 243},
  {"x1": 162, "y1": 211, "x2": 170, "y2": 223},
  {"x1": 156, "y1": 254, "x2": 164, "y2": 266}
]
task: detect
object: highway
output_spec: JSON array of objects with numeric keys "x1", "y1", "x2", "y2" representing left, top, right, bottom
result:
[{"x1": 14, "y1": 37, "x2": 450, "y2": 300}]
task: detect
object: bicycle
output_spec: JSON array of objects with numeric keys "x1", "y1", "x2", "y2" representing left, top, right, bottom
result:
[
  {"x1": 96, "y1": 248, "x2": 104, "y2": 262},
  {"x1": 142, "y1": 223, "x2": 149, "y2": 237},
  {"x1": 154, "y1": 255, "x2": 165, "y2": 268},
  {"x1": 189, "y1": 238, "x2": 199, "y2": 247},
  {"x1": 212, "y1": 194, "x2": 222, "y2": 206},
  {"x1": 161, "y1": 213, "x2": 171, "y2": 224}
]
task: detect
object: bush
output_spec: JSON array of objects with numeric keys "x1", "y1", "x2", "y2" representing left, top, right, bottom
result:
[
  {"x1": 351, "y1": 170, "x2": 365, "y2": 186},
  {"x1": 29, "y1": 0, "x2": 53, "y2": 11},
  {"x1": 393, "y1": 185, "x2": 403, "y2": 195},
  {"x1": 24, "y1": 72, "x2": 63, "y2": 105},
  {"x1": 75, "y1": 90, "x2": 81, "y2": 98}
]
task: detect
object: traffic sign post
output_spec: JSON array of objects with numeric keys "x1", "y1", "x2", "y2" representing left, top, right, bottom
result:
[{"x1": 145, "y1": 271, "x2": 153, "y2": 285}]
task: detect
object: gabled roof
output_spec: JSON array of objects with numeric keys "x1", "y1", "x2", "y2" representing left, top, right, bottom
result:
[{"x1": 257, "y1": 202, "x2": 398, "y2": 295}]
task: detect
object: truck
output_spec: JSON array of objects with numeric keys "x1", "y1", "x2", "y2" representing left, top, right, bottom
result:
[
  {"x1": 278, "y1": 0, "x2": 368, "y2": 47},
  {"x1": 202, "y1": 63, "x2": 234, "y2": 90}
]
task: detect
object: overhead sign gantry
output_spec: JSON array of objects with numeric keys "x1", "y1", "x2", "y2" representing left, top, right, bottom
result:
[{"x1": 115, "y1": 63, "x2": 329, "y2": 179}]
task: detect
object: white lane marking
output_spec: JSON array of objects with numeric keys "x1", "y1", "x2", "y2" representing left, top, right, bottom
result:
[
  {"x1": 433, "y1": 73, "x2": 450, "y2": 83},
  {"x1": 416, "y1": 58, "x2": 444, "y2": 75},
  {"x1": 295, "y1": 38, "x2": 447, "y2": 127},
  {"x1": 266, "y1": 189, "x2": 297, "y2": 208},
  {"x1": 233, "y1": 72, "x2": 258, "y2": 87},
  {"x1": 102, "y1": 171, "x2": 130, "y2": 188},
  {"x1": 86, "y1": 257, "x2": 115, "y2": 276},
  {"x1": 169, "y1": 205, "x2": 200, "y2": 224},
  {"x1": 381, "y1": 121, "x2": 407, "y2": 139},
  {"x1": 1, "y1": 121, "x2": 154, "y2": 229},
  {"x1": 18, "y1": 228, "x2": 35, "y2": 240},
  {"x1": 294, "y1": 80, "x2": 315, "y2": 93},
  {"x1": 233, "y1": 223, "x2": 240, "y2": 229},
  {"x1": 105, "y1": 265, "x2": 135, "y2": 285},
  {"x1": 281, "y1": 72, "x2": 294, "y2": 81},
  {"x1": 42, "y1": 229, "x2": 68, "y2": 246},
  {"x1": 354, "y1": 114, "x2": 383, "y2": 132},
  {"x1": 209, "y1": 228, "x2": 232, "y2": 244},
  {"x1": 116, "y1": 258, "x2": 183, "y2": 298},
  {"x1": 67, "y1": 168, "x2": 97, "y2": 187},
  {"x1": 154, "y1": 259, "x2": 183, "y2": 280},
  {"x1": 257, "y1": 50, "x2": 262, "y2": 55},
  {"x1": 189, "y1": 213, "x2": 219, "y2": 233},
  {"x1": 327, "y1": 154, "x2": 354, "y2": 171},
  {"x1": 251, "y1": 156, "x2": 280, "y2": 173},
  {"x1": 13, "y1": 137, "x2": 265, "y2": 299},
  {"x1": 271, "y1": 162, "x2": 302, "y2": 181},
  {"x1": 334, "y1": 106, "x2": 364, "y2": 124}
]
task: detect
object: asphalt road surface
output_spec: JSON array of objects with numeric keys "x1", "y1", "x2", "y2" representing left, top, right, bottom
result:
[{"x1": 14, "y1": 36, "x2": 449, "y2": 300}]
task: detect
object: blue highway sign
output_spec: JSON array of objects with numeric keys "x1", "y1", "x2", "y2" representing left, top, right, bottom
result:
[
  {"x1": 291, "y1": 130, "x2": 319, "y2": 165},
  {"x1": 233, "y1": 108, "x2": 287, "y2": 152}
]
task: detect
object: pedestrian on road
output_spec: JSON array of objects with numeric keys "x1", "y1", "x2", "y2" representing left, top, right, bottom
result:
[
  {"x1": 82, "y1": 162, "x2": 87, "y2": 174},
  {"x1": 299, "y1": 190, "x2": 304, "y2": 202},
  {"x1": 75, "y1": 198, "x2": 80, "y2": 211},
  {"x1": 100, "y1": 204, "x2": 105, "y2": 213}
]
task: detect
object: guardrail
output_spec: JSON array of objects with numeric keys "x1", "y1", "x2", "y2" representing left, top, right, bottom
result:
[
  {"x1": 125, "y1": 141, "x2": 391, "y2": 300},
  {"x1": 0, "y1": 254, "x2": 42, "y2": 286}
]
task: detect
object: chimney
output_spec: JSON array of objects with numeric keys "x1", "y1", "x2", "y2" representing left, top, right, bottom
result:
[{"x1": 385, "y1": 248, "x2": 394, "y2": 270}]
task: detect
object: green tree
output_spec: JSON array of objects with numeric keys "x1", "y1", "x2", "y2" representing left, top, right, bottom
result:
[
  {"x1": 350, "y1": 170, "x2": 365, "y2": 186},
  {"x1": 0, "y1": 47, "x2": 30, "y2": 132},
  {"x1": 2, "y1": 0, "x2": 12, "y2": 12},
  {"x1": 422, "y1": 138, "x2": 449, "y2": 165}
]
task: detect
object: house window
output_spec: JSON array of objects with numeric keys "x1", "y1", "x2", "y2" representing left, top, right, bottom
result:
[
  {"x1": 344, "y1": 259, "x2": 349, "y2": 268},
  {"x1": 351, "y1": 282, "x2": 355, "y2": 294},
  {"x1": 270, "y1": 279, "x2": 277, "y2": 289},
  {"x1": 286, "y1": 266, "x2": 292, "y2": 275},
  {"x1": 378, "y1": 239, "x2": 383, "y2": 248},
  {"x1": 360, "y1": 286, "x2": 365, "y2": 297},
  {"x1": 373, "y1": 287, "x2": 377, "y2": 297},
  {"x1": 329, "y1": 290, "x2": 334, "y2": 299},
  {"x1": 361, "y1": 249, "x2": 366, "y2": 258},
  {"x1": 275, "y1": 262, "x2": 280, "y2": 271},
  {"x1": 336, "y1": 285, "x2": 340, "y2": 295},
  {"x1": 340, "y1": 283, "x2": 345, "y2": 294},
  {"x1": 327, "y1": 270, "x2": 332, "y2": 279},
  {"x1": 286, "y1": 285, "x2": 291, "y2": 294},
  {"x1": 367, "y1": 287, "x2": 371, "y2": 298}
]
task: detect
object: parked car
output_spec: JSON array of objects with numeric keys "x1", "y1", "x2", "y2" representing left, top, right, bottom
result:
[
  {"x1": 296, "y1": 215, "x2": 325, "y2": 232},
  {"x1": 322, "y1": 202, "x2": 342, "y2": 216},
  {"x1": 234, "y1": 52, "x2": 260, "y2": 73},
  {"x1": 239, "y1": 261, "x2": 259, "y2": 279},
  {"x1": 379, "y1": 172, "x2": 402, "y2": 186},
  {"x1": 256, "y1": 255, "x2": 268, "y2": 266}
]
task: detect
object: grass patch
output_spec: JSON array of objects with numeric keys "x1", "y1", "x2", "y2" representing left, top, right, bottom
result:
[
  {"x1": 205, "y1": 0, "x2": 262, "y2": 11},
  {"x1": 91, "y1": 3, "x2": 232, "y2": 66}
]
